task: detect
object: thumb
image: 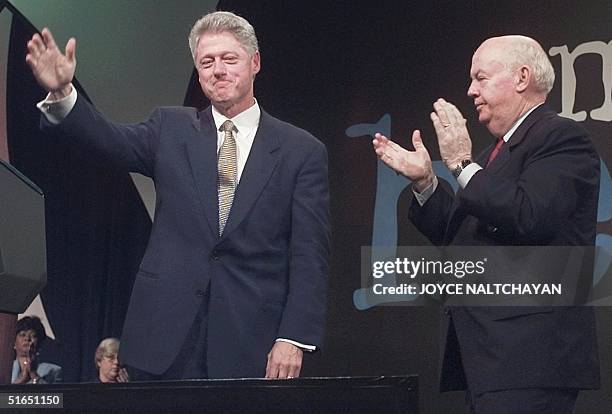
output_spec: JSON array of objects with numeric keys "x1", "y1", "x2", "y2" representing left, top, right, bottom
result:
[
  {"x1": 412, "y1": 130, "x2": 426, "y2": 151},
  {"x1": 65, "y1": 38, "x2": 77, "y2": 63}
]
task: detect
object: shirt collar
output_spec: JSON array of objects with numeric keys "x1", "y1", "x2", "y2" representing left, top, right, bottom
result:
[
  {"x1": 211, "y1": 98, "x2": 261, "y2": 133},
  {"x1": 502, "y1": 102, "x2": 544, "y2": 142}
]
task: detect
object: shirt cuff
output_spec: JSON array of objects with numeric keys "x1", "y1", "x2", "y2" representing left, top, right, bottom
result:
[
  {"x1": 36, "y1": 84, "x2": 77, "y2": 125},
  {"x1": 456, "y1": 162, "x2": 482, "y2": 188},
  {"x1": 275, "y1": 338, "x2": 316, "y2": 352},
  {"x1": 412, "y1": 176, "x2": 438, "y2": 206}
]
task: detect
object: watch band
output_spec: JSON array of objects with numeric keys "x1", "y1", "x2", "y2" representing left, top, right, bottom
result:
[{"x1": 452, "y1": 159, "x2": 472, "y2": 178}]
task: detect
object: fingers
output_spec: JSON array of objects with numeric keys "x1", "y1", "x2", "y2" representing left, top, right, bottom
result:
[
  {"x1": 27, "y1": 35, "x2": 42, "y2": 55},
  {"x1": 372, "y1": 132, "x2": 389, "y2": 147},
  {"x1": 65, "y1": 37, "x2": 77, "y2": 63},
  {"x1": 433, "y1": 98, "x2": 452, "y2": 127},
  {"x1": 289, "y1": 362, "x2": 301, "y2": 379},
  {"x1": 265, "y1": 351, "x2": 276, "y2": 378},
  {"x1": 372, "y1": 133, "x2": 390, "y2": 159},
  {"x1": 265, "y1": 343, "x2": 303, "y2": 379},
  {"x1": 373, "y1": 133, "x2": 407, "y2": 154},
  {"x1": 277, "y1": 363, "x2": 289, "y2": 379},
  {"x1": 411, "y1": 130, "x2": 427, "y2": 153},
  {"x1": 430, "y1": 110, "x2": 446, "y2": 137},
  {"x1": 41, "y1": 27, "x2": 57, "y2": 50},
  {"x1": 26, "y1": 34, "x2": 45, "y2": 66},
  {"x1": 433, "y1": 98, "x2": 466, "y2": 127},
  {"x1": 117, "y1": 368, "x2": 129, "y2": 382},
  {"x1": 443, "y1": 100, "x2": 465, "y2": 126}
]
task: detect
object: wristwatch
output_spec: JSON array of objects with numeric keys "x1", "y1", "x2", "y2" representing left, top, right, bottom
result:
[{"x1": 452, "y1": 159, "x2": 472, "y2": 178}]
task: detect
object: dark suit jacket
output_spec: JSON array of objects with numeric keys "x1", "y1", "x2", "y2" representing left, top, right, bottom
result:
[
  {"x1": 409, "y1": 105, "x2": 601, "y2": 394},
  {"x1": 47, "y1": 96, "x2": 330, "y2": 378}
]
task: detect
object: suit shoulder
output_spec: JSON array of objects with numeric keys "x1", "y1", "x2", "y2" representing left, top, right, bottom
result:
[
  {"x1": 538, "y1": 109, "x2": 589, "y2": 136},
  {"x1": 156, "y1": 105, "x2": 199, "y2": 114},
  {"x1": 151, "y1": 106, "x2": 200, "y2": 122},
  {"x1": 532, "y1": 109, "x2": 599, "y2": 159}
]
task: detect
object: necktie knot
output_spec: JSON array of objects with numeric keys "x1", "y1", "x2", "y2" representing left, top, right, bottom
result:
[{"x1": 220, "y1": 119, "x2": 235, "y2": 134}]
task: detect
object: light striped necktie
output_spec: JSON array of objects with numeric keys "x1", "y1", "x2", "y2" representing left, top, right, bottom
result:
[{"x1": 218, "y1": 120, "x2": 237, "y2": 235}]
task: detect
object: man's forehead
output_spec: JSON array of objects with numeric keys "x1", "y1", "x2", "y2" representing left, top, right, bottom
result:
[
  {"x1": 197, "y1": 31, "x2": 241, "y2": 49},
  {"x1": 196, "y1": 32, "x2": 250, "y2": 60},
  {"x1": 471, "y1": 44, "x2": 507, "y2": 71}
]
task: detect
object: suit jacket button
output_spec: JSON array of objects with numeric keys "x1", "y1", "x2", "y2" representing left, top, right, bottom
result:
[
  {"x1": 195, "y1": 289, "x2": 205, "y2": 297},
  {"x1": 211, "y1": 250, "x2": 220, "y2": 260},
  {"x1": 487, "y1": 224, "x2": 499, "y2": 233}
]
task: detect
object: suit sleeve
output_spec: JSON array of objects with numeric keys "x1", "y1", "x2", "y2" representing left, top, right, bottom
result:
[
  {"x1": 41, "y1": 94, "x2": 161, "y2": 177},
  {"x1": 277, "y1": 140, "x2": 331, "y2": 349},
  {"x1": 458, "y1": 122, "x2": 599, "y2": 244},
  {"x1": 409, "y1": 179, "x2": 456, "y2": 245}
]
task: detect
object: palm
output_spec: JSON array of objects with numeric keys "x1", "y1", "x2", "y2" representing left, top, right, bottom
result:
[
  {"x1": 399, "y1": 146, "x2": 431, "y2": 180},
  {"x1": 26, "y1": 28, "x2": 76, "y2": 93},
  {"x1": 34, "y1": 49, "x2": 74, "y2": 90},
  {"x1": 373, "y1": 131, "x2": 433, "y2": 182}
]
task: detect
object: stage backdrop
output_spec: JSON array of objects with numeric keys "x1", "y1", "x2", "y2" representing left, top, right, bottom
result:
[
  {"x1": 3, "y1": 1, "x2": 611, "y2": 413},
  {"x1": 209, "y1": 1, "x2": 612, "y2": 413}
]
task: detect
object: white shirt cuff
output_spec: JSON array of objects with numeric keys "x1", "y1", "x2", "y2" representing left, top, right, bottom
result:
[
  {"x1": 275, "y1": 338, "x2": 316, "y2": 352},
  {"x1": 456, "y1": 162, "x2": 482, "y2": 188},
  {"x1": 36, "y1": 84, "x2": 77, "y2": 125},
  {"x1": 412, "y1": 176, "x2": 438, "y2": 206}
]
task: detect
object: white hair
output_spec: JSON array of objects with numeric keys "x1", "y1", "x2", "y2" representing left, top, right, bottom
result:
[{"x1": 502, "y1": 35, "x2": 555, "y2": 95}]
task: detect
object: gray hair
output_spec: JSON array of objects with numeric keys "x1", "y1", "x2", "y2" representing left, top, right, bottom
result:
[
  {"x1": 188, "y1": 11, "x2": 259, "y2": 62},
  {"x1": 502, "y1": 36, "x2": 555, "y2": 95},
  {"x1": 95, "y1": 337, "x2": 120, "y2": 366}
]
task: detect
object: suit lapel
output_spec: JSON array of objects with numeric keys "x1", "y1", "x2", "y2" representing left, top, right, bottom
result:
[
  {"x1": 185, "y1": 106, "x2": 219, "y2": 236},
  {"x1": 485, "y1": 104, "x2": 548, "y2": 174},
  {"x1": 221, "y1": 110, "x2": 281, "y2": 238}
]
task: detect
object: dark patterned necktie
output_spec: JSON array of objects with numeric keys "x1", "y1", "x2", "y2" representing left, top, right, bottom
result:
[{"x1": 218, "y1": 120, "x2": 237, "y2": 235}]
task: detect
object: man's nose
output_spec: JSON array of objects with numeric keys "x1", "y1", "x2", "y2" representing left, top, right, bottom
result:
[
  {"x1": 213, "y1": 60, "x2": 227, "y2": 76},
  {"x1": 467, "y1": 80, "x2": 478, "y2": 97}
]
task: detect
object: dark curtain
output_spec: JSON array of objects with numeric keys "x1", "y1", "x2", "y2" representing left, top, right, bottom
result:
[{"x1": 4, "y1": 4, "x2": 151, "y2": 382}]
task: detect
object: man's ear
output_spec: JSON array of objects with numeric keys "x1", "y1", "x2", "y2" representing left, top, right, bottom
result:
[
  {"x1": 251, "y1": 51, "x2": 261, "y2": 77},
  {"x1": 516, "y1": 65, "x2": 530, "y2": 93}
]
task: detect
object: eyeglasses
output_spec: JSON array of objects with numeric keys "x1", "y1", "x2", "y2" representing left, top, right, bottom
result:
[{"x1": 102, "y1": 353, "x2": 119, "y2": 362}]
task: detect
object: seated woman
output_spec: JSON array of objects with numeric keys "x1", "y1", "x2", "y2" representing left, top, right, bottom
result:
[
  {"x1": 12, "y1": 316, "x2": 62, "y2": 384},
  {"x1": 95, "y1": 338, "x2": 129, "y2": 383}
]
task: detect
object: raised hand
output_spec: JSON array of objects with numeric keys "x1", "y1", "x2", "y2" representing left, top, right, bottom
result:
[
  {"x1": 25, "y1": 28, "x2": 76, "y2": 97},
  {"x1": 372, "y1": 130, "x2": 434, "y2": 192},
  {"x1": 430, "y1": 98, "x2": 472, "y2": 170},
  {"x1": 14, "y1": 348, "x2": 38, "y2": 384},
  {"x1": 116, "y1": 367, "x2": 130, "y2": 383}
]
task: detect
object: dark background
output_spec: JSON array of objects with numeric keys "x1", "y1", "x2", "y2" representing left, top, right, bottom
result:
[{"x1": 4, "y1": 1, "x2": 612, "y2": 412}]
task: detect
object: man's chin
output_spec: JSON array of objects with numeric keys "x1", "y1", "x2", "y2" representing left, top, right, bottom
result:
[
  {"x1": 478, "y1": 113, "x2": 491, "y2": 125},
  {"x1": 211, "y1": 98, "x2": 232, "y2": 108}
]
